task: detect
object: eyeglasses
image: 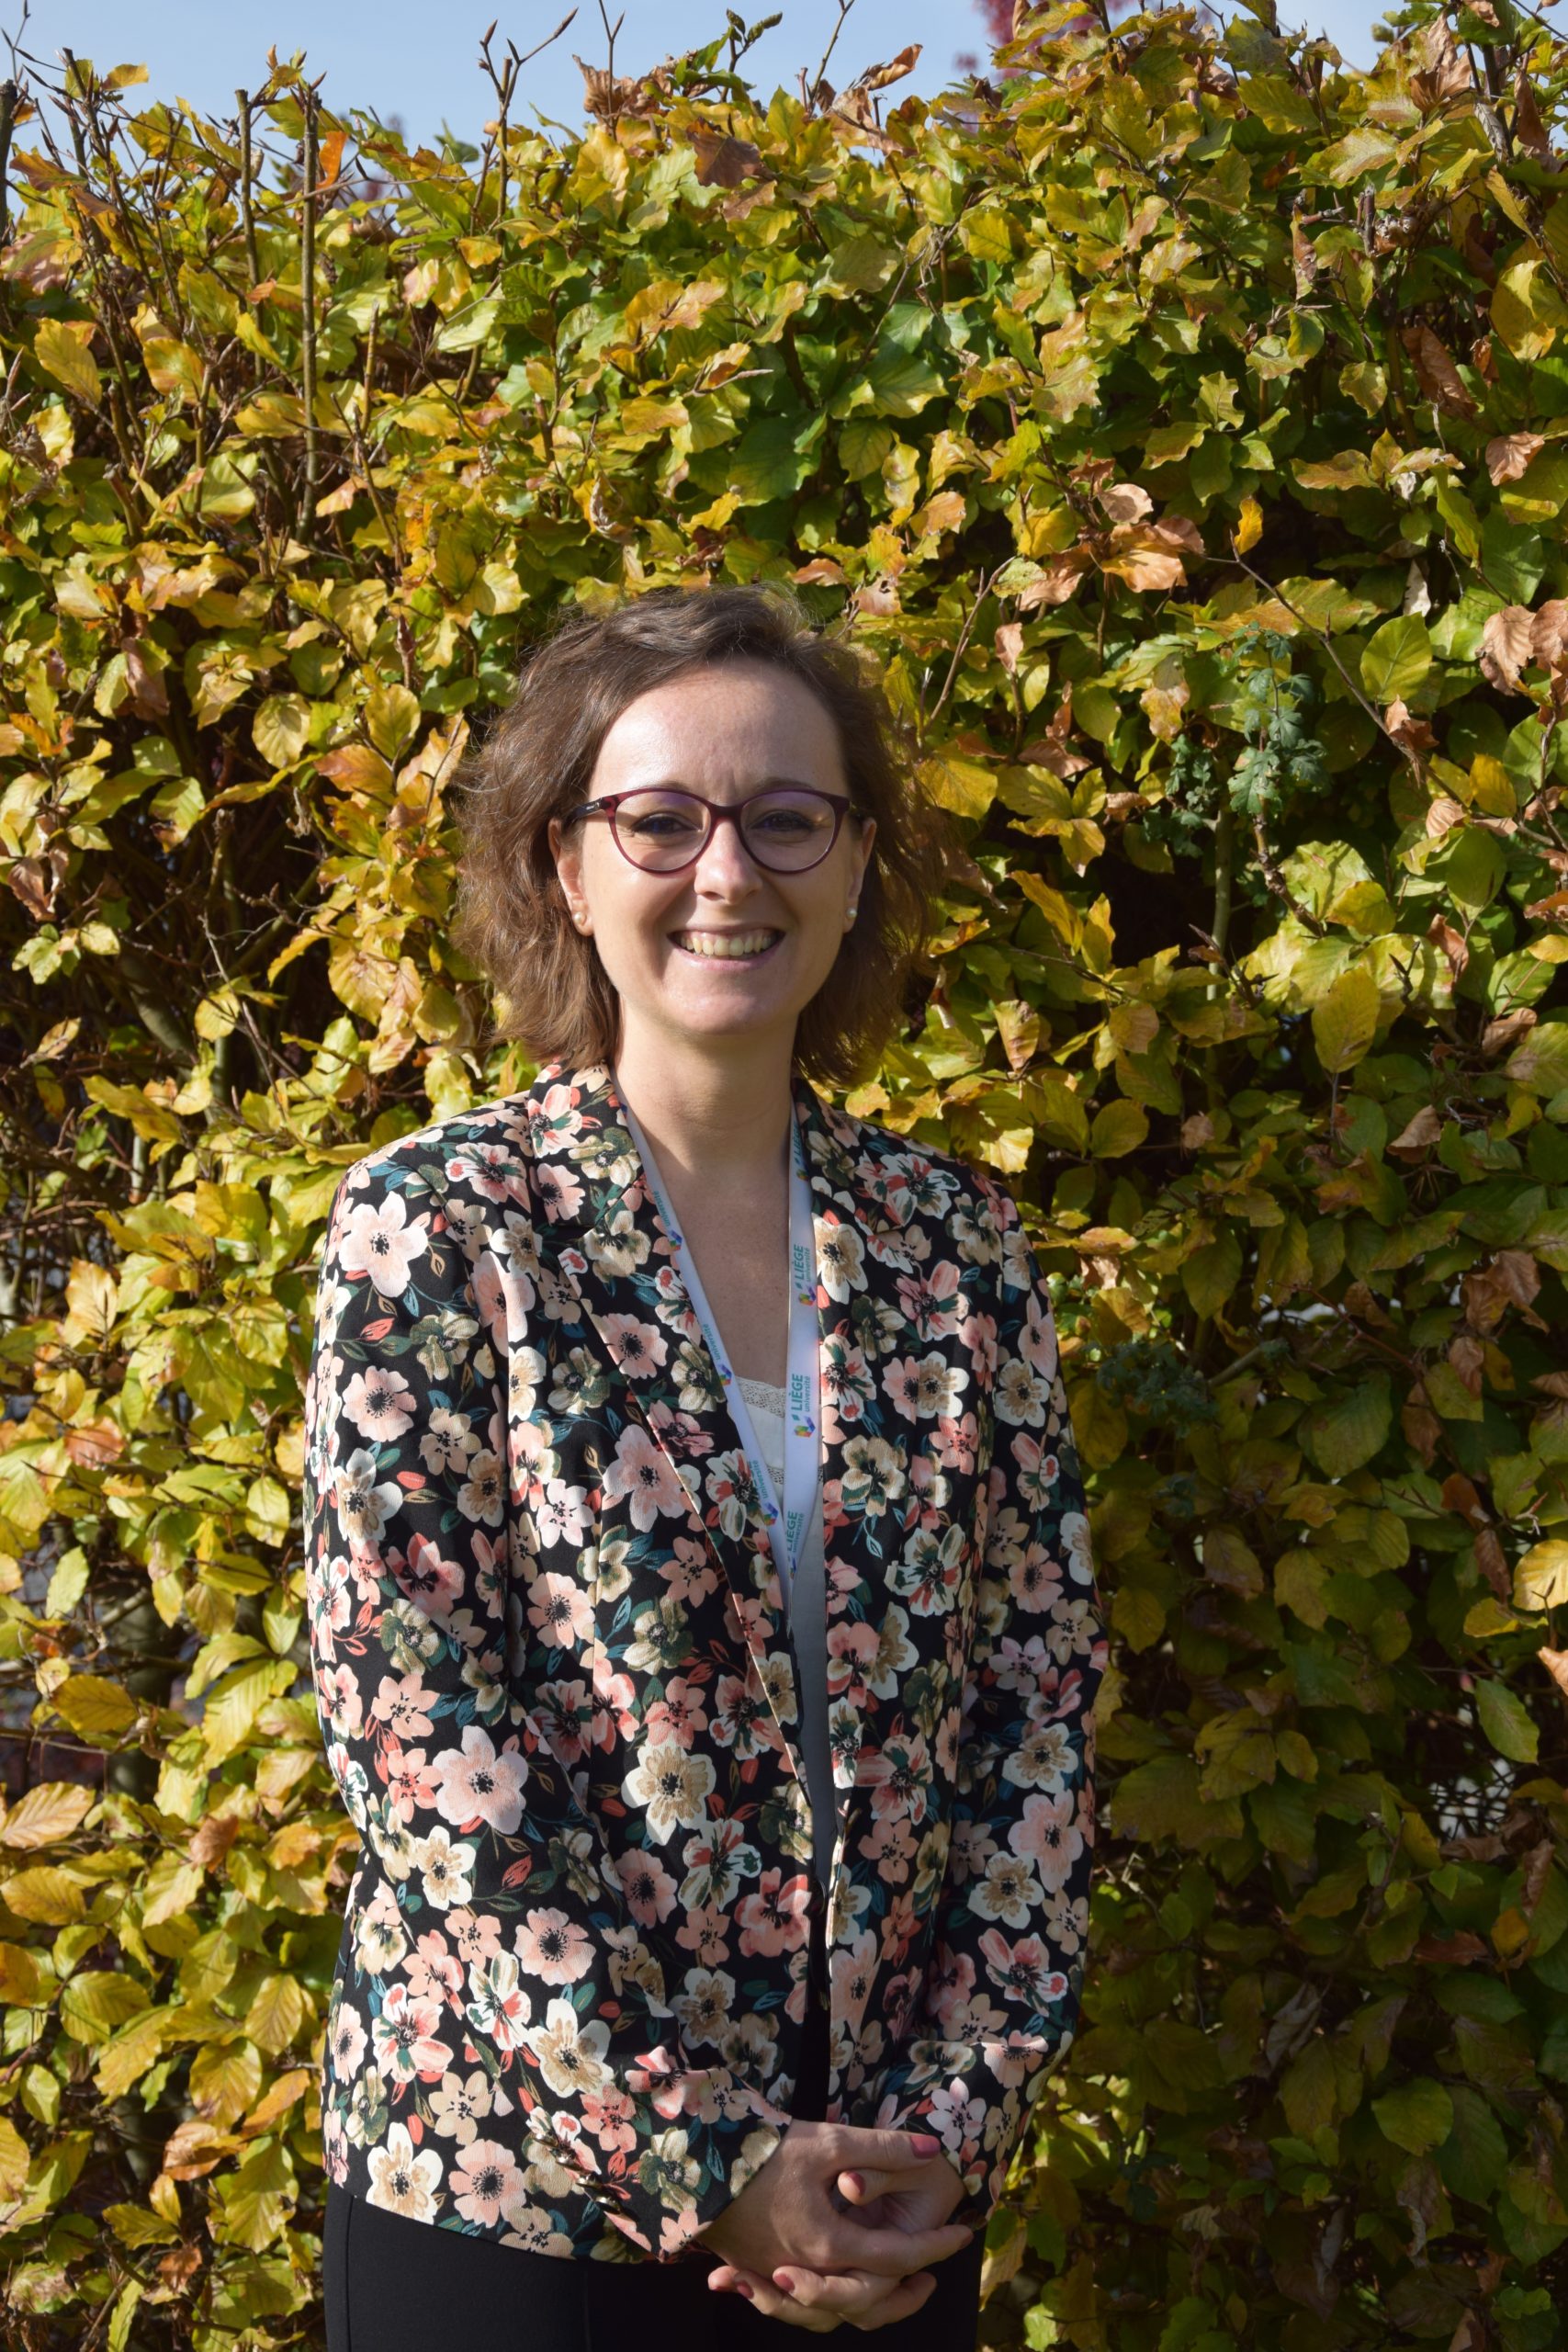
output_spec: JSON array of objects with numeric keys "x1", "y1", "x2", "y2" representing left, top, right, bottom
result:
[{"x1": 561, "y1": 786, "x2": 861, "y2": 875}]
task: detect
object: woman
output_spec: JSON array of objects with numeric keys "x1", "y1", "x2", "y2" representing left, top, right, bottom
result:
[{"x1": 305, "y1": 584, "x2": 1104, "y2": 2348}]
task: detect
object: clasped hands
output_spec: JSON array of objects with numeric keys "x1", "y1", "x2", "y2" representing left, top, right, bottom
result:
[{"x1": 697, "y1": 2122, "x2": 973, "y2": 2334}]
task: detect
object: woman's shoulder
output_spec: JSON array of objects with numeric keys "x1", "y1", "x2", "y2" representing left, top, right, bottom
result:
[
  {"x1": 825, "y1": 1093, "x2": 1024, "y2": 1246},
  {"x1": 329, "y1": 1089, "x2": 541, "y2": 1213}
]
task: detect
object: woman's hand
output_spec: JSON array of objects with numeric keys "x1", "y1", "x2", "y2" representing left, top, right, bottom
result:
[{"x1": 698, "y1": 2124, "x2": 972, "y2": 2333}]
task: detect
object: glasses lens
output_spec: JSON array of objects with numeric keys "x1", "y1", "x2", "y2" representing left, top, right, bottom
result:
[
  {"x1": 613, "y1": 790, "x2": 711, "y2": 870},
  {"x1": 740, "y1": 790, "x2": 838, "y2": 871}
]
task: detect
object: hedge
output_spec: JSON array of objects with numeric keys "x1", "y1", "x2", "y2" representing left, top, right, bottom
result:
[{"x1": 3, "y1": 4, "x2": 1568, "y2": 2345}]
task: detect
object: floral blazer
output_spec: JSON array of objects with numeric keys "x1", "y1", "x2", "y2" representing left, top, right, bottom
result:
[{"x1": 303, "y1": 1059, "x2": 1104, "y2": 2262}]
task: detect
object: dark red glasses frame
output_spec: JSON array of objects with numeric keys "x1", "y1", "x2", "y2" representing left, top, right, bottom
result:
[{"x1": 561, "y1": 786, "x2": 862, "y2": 873}]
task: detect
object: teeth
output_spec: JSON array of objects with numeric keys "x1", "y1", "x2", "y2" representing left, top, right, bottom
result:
[{"x1": 674, "y1": 931, "x2": 779, "y2": 958}]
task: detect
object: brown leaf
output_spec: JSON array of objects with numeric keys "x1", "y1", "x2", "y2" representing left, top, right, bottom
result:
[
  {"x1": 188, "y1": 1812, "x2": 243, "y2": 1868},
  {"x1": 1481, "y1": 1006, "x2": 1535, "y2": 1056},
  {"x1": 1514, "y1": 66, "x2": 1552, "y2": 163},
  {"x1": 1475, "y1": 1528, "x2": 1511, "y2": 1599},
  {"x1": 1414, "y1": 1930, "x2": 1488, "y2": 1964},
  {"x1": 994, "y1": 621, "x2": 1024, "y2": 674},
  {"x1": 1425, "y1": 796, "x2": 1467, "y2": 841},
  {"x1": 1448, "y1": 1334, "x2": 1485, "y2": 1396},
  {"x1": 6, "y1": 857, "x2": 57, "y2": 919},
  {"x1": 1532, "y1": 599, "x2": 1568, "y2": 673},
  {"x1": 855, "y1": 44, "x2": 922, "y2": 92},
  {"x1": 125, "y1": 640, "x2": 169, "y2": 721},
  {"x1": 1401, "y1": 323, "x2": 1476, "y2": 417},
  {"x1": 1411, "y1": 16, "x2": 1472, "y2": 106},
  {"x1": 1479, "y1": 605, "x2": 1535, "y2": 693},
  {"x1": 1426, "y1": 912, "x2": 1469, "y2": 977},
  {"x1": 1015, "y1": 550, "x2": 1093, "y2": 610},
  {"x1": 1540, "y1": 1647, "x2": 1568, "y2": 1702},
  {"x1": 1100, "y1": 481, "x2": 1154, "y2": 525},
  {"x1": 1386, "y1": 699, "x2": 1436, "y2": 757},
  {"x1": 64, "y1": 1419, "x2": 124, "y2": 1468},
  {"x1": 690, "y1": 130, "x2": 772, "y2": 188},
  {"x1": 1486, "y1": 432, "x2": 1545, "y2": 484},
  {"x1": 1388, "y1": 1103, "x2": 1441, "y2": 1158}
]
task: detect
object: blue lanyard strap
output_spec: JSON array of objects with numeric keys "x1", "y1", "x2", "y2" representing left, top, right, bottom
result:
[{"x1": 620, "y1": 1095, "x2": 820, "y2": 1605}]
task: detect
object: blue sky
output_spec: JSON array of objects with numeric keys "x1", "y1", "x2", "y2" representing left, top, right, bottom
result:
[{"x1": 6, "y1": 0, "x2": 1387, "y2": 151}]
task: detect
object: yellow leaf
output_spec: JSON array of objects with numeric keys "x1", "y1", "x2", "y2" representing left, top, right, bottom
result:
[
  {"x1": 1, "y1": 1781, "x2": 96, "y2": 1850},
  {"x1": 52, "y1": 1673, "x2": 139, "y2": 1742},
  {"x1": 1516, "y1": 1540, "x2": 1568, "y2": 1612},
  {"x1": 1311, "y1": 965, "x2": 1380, "y2": 1073},
  {"x1": 34, "y1": 317, "x2": 101, "y2": 405},
  {"x1": 1235, "y1": 495, "x2": 1263, "y2": 553}
]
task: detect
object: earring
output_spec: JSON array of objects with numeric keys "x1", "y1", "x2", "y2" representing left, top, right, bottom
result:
[{"x1": 846, "y1": 904, "x2": 859, "y2": 925}]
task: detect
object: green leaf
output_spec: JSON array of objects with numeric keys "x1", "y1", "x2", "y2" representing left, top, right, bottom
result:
[
  {"x1": 1359, "y1": 615, "x2": 1431, "y2": 704},
  {"x1": 1090, "y1": 1099, "x2": 1149, "y2": 1159},
  {"x1": 253, "y1": 695, "x2": 311, "y2": 771},
  {"x1": 1372, "y1": 2078, "x2": 1454, "y2": 2155},
  {"x1": 1476, "y1": 1678, "x2": 1540, "y2": 1763},
  {"x1": 1299, "y1": 1374, "x2": 1393, "y2": 1477}
]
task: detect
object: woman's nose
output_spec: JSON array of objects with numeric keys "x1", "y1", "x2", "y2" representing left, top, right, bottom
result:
[{"x1": 691, "y1": 808, "x2": 761, "y2": 893}]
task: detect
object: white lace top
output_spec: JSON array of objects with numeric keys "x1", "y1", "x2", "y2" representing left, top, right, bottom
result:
[{"x1": 736, "y1": 1374, "x2": 834, "y2": 1892}]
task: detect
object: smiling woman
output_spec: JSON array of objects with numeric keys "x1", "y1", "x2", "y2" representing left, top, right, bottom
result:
[{"x1": 304, "y1": 582, "x2": 1105, "y2": 2350}]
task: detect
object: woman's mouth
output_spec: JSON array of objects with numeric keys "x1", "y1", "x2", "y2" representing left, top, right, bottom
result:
[{"x1": 670, "y1": 928, "x2": 784, "y2": 964}]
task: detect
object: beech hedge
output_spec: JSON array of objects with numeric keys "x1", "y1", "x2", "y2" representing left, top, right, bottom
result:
[{"x1": 3, "y1": 4, "x2": 1568, "y2": 2344}]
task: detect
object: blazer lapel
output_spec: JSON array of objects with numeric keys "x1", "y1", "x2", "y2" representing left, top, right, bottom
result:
[{"x1": 523, "y1": 1061, "x2": 807, "y2": 1771}]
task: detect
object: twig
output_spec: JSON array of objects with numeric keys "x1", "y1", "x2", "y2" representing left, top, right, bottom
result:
[
  {"x1": 300, "y1": 87, "x2": 320, "y2": 537},
  {"x1": 236, "y1": 88, "x2": 260, "y2": 289},
  {"x1": 0, "y1": 77, "x2": 17, "y2": 244}
]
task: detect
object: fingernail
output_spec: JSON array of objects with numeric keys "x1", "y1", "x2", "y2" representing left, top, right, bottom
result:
[
  {"x1": 911, "y1": 2132, "x2": 940, "y2": 2155},
  {"x1": 774, "y1": 2273, "x2": 795, "y2": 2294},
  {"x1": 841, "y1": 2171, "x2": 863, "y2": 2197},
  {"x1": 738, "y1": 2283, "x2": 754, "y2": 2301}
]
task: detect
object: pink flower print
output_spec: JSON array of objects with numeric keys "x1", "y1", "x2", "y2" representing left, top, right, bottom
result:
[
  {"x1": 829, "y1": 1928, "x2": 878, "y2": 2026},
  {"x1": 316, "y1": 1661, "x2": 363, "y2": 1743},
  {"x1": 451, "y1": 2137, "x2": 525, "y2": 2227},
  {"x1": 382, "y1": 1742, "x2": 429, "y2": 1825},
  {"x1": 589, "y1": 1656, "x2": 637, "y2": 1751},
  {"x1": 392, "y1": 1532, "x2": 464, "y2": 1622},
  {"x1": 472, "y1": 1250, "x2": 535, "y2": 1351},
  {"x1": 581, "y1": 2085, "x2": 637, "y2": 2157},
  {"x1": 991, "y1": 1634, "x2": 1054, "y2": 1695},
  {"x1": 1019, "y1": 1285, "x2": 1059, "y2": 1380},
  {"x1": 527, "y1": 1570, "x2": 593, "y2": 1652},
  {"x1": 339, "y1": 1192, "x2": 431, "y2": 1296},
  {"x1": 515, "y1": 1907, "x2": 593, "y2": 1985},
  {"x1": 445, "y1": 1143, "x2": 518, "y2": 1202},
  {"x1": 603, "y1": 1312, "x2": 670, "y2": 1378},
  {"x1": 860, "y1": 1730, "x2": 931, "y2": 1826},
  {"x1": 926, "y1": 1948, "x2": 977, "y2": 2032},
  {"x1": 958, "y1": 1306, "x2": 1000, "y2": 1387},
  {"x1": 370, "y1": 1669, "x2": 437, "y2": 1742},
  {"x1": 426, "y1": 1724, "x2": 527, "y2": 1834},
  {"x1": 709, "y1": 1672, "x2": 768, "y2": 1762},
  {"x1": 329, "y1": 2002, "x2": 367, "y2": 2079},
  {"x1": 673, "y1": 1903, "x2": 731, "y2": 1966},
  {"x1": 660, "y1": 1537, "x2": 719, "y2": 1607},
  {"x1": 932, "y1": 1409, "x2": 979, "y2": 1476},
  {"x1": 895, "y1": 1258, "x2": 964, "y2": 1343},
  {"x1": 405, "y1": 1928, "x2": 465, "y2": 2008},
  {"x1": 447, "y1": 1907, "x2": 503, "y2": 1971},
  {"x1": 343, "y1": 1363, "x2": 415, "y2": 1445},
  {"x1": 977, "y1": 1928, "x2": 1068, "y2": 2011},
  {"x1": 615, "y1": 1847, "x2": 679, "y2": 1927},
  {"x1": 530, "y1": 1159, "x2": 585, "y2": 1222},
  {"x1": 1011, "y1": 1430, "x2": 1059, "y2": 1510},
  {"x1": 372, "y1": 1982, "x2": 453, "y2": 2085},
  {"x1": 643, "y1": 1675, "x2": 709, "y2": 1749},
  {"x1": 603, "y1": 1424, "x2": 691, "y2": 1531},
  {"x1": 1009, "y1": 1544, "x2": 1064, "y2": 1612},
  {"x1": 1007, "y1": 1790, "x2": 1085, "y2": 1893},
  {"x1": 736, "y1": 1868, "x2": 810, "y2": 1959},
  {"x1": 826, "y1": 1622, "x2": 878, "y2": 1703}
]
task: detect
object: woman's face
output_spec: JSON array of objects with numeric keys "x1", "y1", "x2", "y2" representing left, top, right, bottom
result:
[{"x1": 548, "y1": 660, "x2": 877, "y2": 1061}]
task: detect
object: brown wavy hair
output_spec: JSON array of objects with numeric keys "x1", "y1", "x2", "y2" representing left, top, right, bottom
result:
[{"x1": 449, "y1": 583, "x2": 946, "y2": 1091}]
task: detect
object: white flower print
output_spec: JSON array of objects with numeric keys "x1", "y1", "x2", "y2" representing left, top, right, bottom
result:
[
  {"x1": 623, "y1": 1740, "x2": 716, "y2": 1841},
  {"x1": 339, "y1": 1193, "x2": 431, "y2": 1297},
  {"x1": 343, "y1": 1363, "x2": 415, "y2": 1444},
  {"x1": 526, "y1": 1998, "x2": 611, "y2": 2099},
  {"x1": 425, "y1": 1723, "x2": 527, "y2": 1832},
  {"x1": 365, "y1": 2120, "x2": 443, "y2": 2220},
  {"x1": 415, "y1": 1826, "x2": 475, "y2": 1909}
]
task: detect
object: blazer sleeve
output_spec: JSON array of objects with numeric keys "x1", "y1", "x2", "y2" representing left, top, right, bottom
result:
[
  {"x1": 844, "y1": 1182, "x2": 1105, "y2": 2227},
  {"x1": 302, "y1": 1162, "x2": 793, "y2": 2259}
]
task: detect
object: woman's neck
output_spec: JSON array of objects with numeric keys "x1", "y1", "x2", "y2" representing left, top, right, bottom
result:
[{"x1": 612, "y1": 1022, "x2": 795, "y2": 1198}]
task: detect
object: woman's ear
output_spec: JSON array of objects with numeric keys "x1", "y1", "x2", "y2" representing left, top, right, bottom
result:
[{"x1": 548, "y1": 816, "x2": 589, "y2": 930}]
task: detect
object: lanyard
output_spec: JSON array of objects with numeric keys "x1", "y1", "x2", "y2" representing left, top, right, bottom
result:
[{"x1": 620, "y1": 1092, "x2": 819, "y2": 1605}]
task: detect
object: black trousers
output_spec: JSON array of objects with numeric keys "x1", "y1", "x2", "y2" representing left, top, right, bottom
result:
[{"x1": 322, "y1": 1954, "x2": 984, "y2": 2351}]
